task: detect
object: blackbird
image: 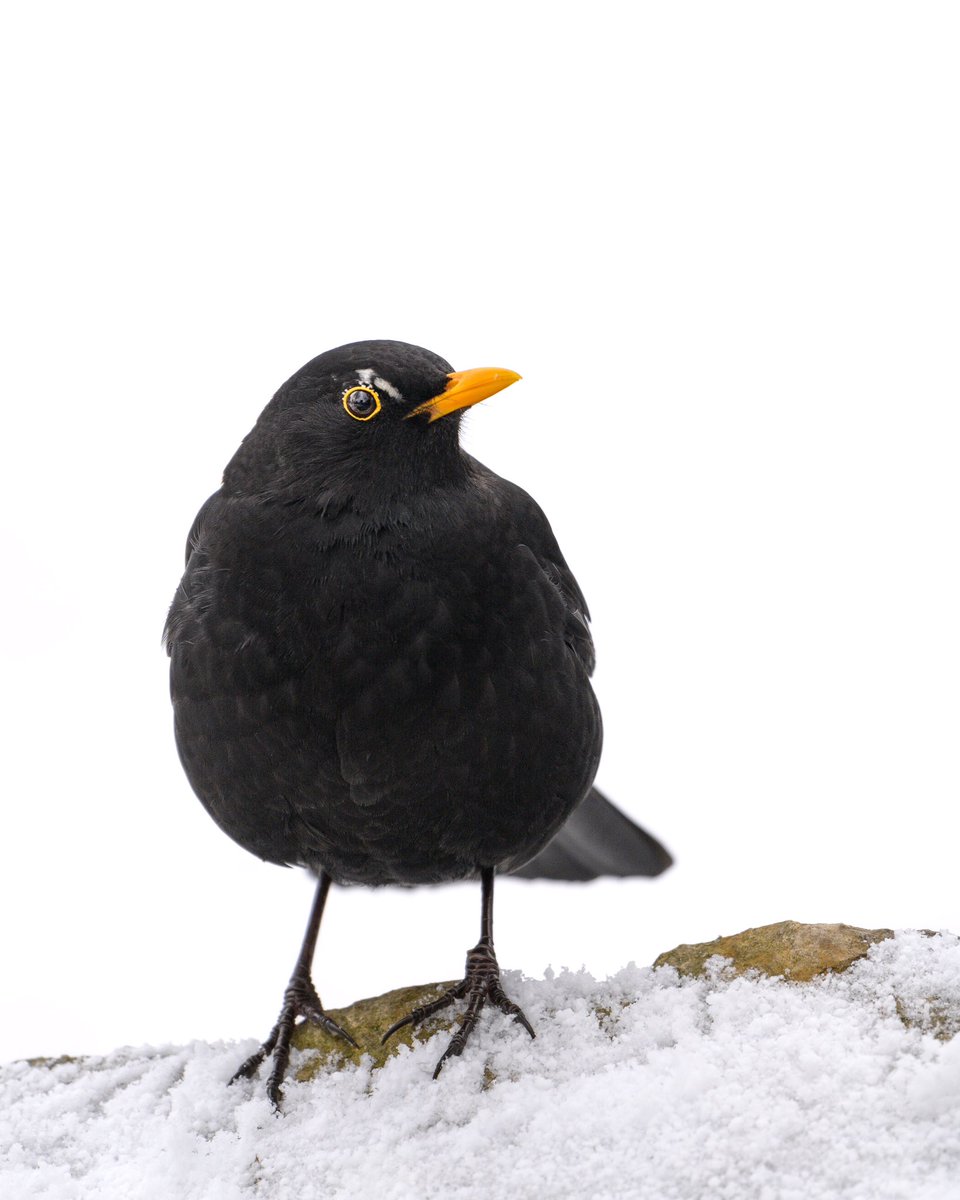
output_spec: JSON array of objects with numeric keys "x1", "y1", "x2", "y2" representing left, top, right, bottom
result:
[{"x1": 165, "y1": 339, "x2": 671, "y2": 1104}]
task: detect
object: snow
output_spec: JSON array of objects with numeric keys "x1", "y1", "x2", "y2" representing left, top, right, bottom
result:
[{"x1": 3, "y1": 932, "x2": 960, "y2": 1199}]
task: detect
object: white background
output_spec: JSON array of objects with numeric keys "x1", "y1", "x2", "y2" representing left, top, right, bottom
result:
[{"x1": 2, "y1": 2, "x2": 957, "y2": 1064}]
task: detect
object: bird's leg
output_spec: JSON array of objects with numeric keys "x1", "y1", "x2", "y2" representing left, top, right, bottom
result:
[
  {"x1": 229, "y1": 872, "x2": 357, "y2": 1108},
  {"x1": 381, "y1": 866, "x2": 535, "y2": 1078}
]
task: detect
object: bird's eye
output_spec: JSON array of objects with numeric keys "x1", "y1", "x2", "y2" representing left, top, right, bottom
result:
[{"x1": 342, "y1": 385, "x2": 382, "y2": 422}]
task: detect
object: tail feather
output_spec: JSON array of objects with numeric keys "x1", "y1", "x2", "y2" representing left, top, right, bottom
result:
[{"x1": 509, "y1": 787, "x2": 673, "y2": 882}]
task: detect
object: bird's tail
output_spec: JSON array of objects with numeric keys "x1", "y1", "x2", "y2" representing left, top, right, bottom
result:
[{"x1": 508, "y1": 787, "x2": 673, "y2": 882}]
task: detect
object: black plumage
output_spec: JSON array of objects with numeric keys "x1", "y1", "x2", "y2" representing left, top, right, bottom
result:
[{"x1": 166, "y1": 339, "x2": 670, "y2": 1103}]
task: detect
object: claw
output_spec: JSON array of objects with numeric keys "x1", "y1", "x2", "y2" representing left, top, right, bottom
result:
[
  {"x1": 301, "y1": 1004, "x2": 360, "y2": 1050},
  {"x1": 230, "y1": 973, "x2": 357, "y2": 1109},
  {"x1": 229, "y1": 1030, "x2": 278, "y2": 1084},
  {"x1": 382, "y1": 940, "x2": 534, "y2": 1077},
  {"x1": 381, "y1": 986, "x2": 462, "y2": 1045}
]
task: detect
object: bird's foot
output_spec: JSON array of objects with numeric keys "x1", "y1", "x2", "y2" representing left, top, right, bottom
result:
[
  {"x1": 229, "y1": 971, "x2": 358, "y2": 1108},
  {"x1": 381, "y1": 939, "x2": 535, "y2": 1078}
]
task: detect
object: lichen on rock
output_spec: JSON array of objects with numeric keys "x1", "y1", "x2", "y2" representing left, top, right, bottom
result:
[
  {"x1": 293, "y1": 981, "x2": 457, "y2": 1081},
  {"x1": 653, "y1": 920, "x2": 895, "y2": 981}
]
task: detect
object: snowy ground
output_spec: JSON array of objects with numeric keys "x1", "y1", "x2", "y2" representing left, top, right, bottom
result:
[{"x1": 3, "y1": 931, "x2": 960, "y2": 1200}]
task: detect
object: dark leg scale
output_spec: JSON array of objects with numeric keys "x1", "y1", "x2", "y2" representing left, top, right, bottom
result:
[
  {"x1": 381, "y1": 867, "x2": 535, "y2": 1078},
  {"x1": 230, "y1": 872, "x2": 355, "y2": 1108},
  {"x1": 230, "y1": 971, "x2": 358, "y2": 1106}
]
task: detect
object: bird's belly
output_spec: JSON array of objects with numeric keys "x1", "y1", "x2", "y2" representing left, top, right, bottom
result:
[
  {"x1": 172, "y1": 622, "x2": 601, "y2": 885},
  {"x1": 326, "y1": 637, "x2": 602, "y2": 883},
  {"x1": 170, "y1": 525, "x2": 602, "y2": 884}
]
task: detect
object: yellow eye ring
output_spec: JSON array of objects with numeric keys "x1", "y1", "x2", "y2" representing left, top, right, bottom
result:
[{"x1": 342, "y1": 385, "x2": 382, "y2": 422}]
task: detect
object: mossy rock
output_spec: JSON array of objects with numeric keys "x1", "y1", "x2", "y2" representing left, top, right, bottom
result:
[
  {"x1": 293, "y1": 981, "x2": 458, "y2": 1081},
  {"x1": 654, "y1": 920, "x2": 895, "y2": 981}
]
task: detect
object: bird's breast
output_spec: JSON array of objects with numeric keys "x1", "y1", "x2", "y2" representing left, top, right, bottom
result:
[{"x1": 170, "y1": 499, "x2": 601, "y2": 880}]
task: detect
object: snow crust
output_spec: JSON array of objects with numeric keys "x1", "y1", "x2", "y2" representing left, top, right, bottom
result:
[{"x1": 3, "y1": 931, "x2": 960, "y2": 1200}]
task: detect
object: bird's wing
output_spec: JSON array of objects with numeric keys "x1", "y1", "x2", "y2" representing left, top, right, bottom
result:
[
  {"x1": 163, "y1": 491, "x2": 229, "y2": 652},
  {"x1": 182, "y1": 491, "x2": 224, "y2": 568},
  {"x1": 508, "y1": 786, "x2": 673, "y2": 881},
  {"x1": 475, "y1": 464, "x2": 596, "y2": 675},
  {"x1": 473, "y1": 467, "x2": 673, "y2": 881}
]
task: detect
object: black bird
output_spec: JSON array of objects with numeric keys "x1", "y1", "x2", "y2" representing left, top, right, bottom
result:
[{"x1": 165, "y1": 340, "x2": 671, "y2": 1104}]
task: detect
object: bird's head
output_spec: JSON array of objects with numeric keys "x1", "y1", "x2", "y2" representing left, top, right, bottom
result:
[{"x1": 223, "y1": 339, "x2": 521, "y2": 503}]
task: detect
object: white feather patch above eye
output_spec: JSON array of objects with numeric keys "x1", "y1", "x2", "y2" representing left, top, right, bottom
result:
[
  {"x1": 355, "y1": 367, "x2": 402, "y2": 401},
  {"x1": 374, "y1": 376, "x2": 402, "y2": 401}
]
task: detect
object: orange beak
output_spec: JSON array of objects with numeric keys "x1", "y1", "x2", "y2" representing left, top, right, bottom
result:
[{"x1": 407, "y1": 367, "x2": 522, "y2": 423}]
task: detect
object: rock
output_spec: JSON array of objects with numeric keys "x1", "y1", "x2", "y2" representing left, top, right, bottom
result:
[
  {"x1": 296, "y1": 921, "x2": 903, "y2": 1079},
  {"x1": 293, "y1": 981, "x2": 458, "y2": 1081},
  {"x1": 654, "y1": 920, "x2": 895, "y2": 981},
  {"x1": 19, "y1": 925, "x2": 955, "y2": 1088}
]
